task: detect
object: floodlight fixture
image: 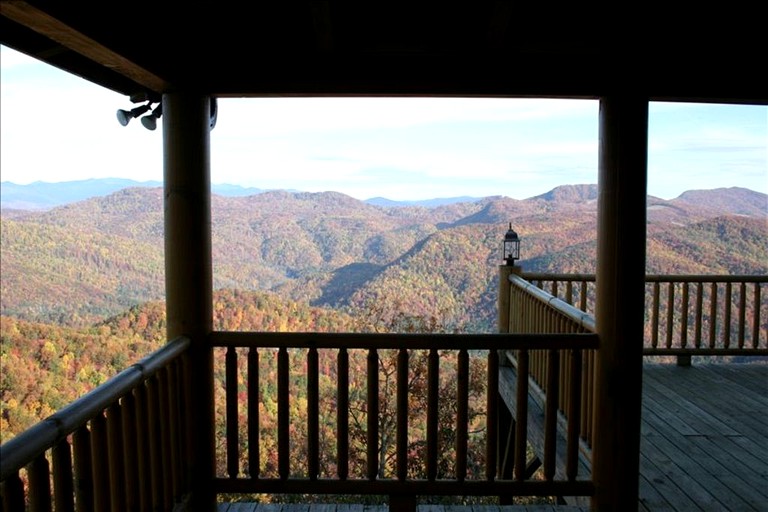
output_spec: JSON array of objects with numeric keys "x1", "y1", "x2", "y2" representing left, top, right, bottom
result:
[
  {"x1": 116, "y1": 102, "x2": 152, "y2": 126},
  {"x1": 116, "y1": 95, "x2": 218, "y2": 131},
  {"x1": 140, "y1": 103, "x2": 162, "y2": 130}
]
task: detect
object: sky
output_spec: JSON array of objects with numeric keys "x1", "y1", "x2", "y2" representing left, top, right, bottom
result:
[{"x1": 2, "y1": 45, "x2": 766, "y2": 201}]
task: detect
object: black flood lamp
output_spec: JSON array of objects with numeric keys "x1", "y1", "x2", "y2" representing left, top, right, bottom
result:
[
  {"x1": 140, "y1": 103, "x2": 162, "y2": 130},
  {"x1": 116, "y1": 102, "x2": 152, "y2": 127}
]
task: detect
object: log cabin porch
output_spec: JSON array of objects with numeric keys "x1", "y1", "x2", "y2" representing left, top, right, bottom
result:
[{"x1": 1, "y1": 3, "x2": 766, "y2": 510}]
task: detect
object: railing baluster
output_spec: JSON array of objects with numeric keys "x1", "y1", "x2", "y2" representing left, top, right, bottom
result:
[
  {"x1": 278, "y1": 347, "x2": 289, "y2": 479},
  {"x1": 106, "y1": 402, "x2": 125, "y2": 512},
  {"x1": 651, "y1": 282, "x2": 660, "y2": 348},
  {"x1": 158, "y1": 368, "x2": 173, "y2": 509},
  {"x1": 121, "y1": 393, "x2": 139, "y2": 512},
  {"x1": 753, "y1": 284, "x2": 761, "y2": 349},
  {"x1": 486, "y1": 349, "x2": 499, "y2": 481},
  {"x1": 367, "y1": 348, "x2": 379, "y2": 480},
  {"x1": 580, "y1": 347, "x2": 589, "y2": 441},
  {"x1": 680, "y1": 282, "x2": 689, "y2": 348},
  {"x1": 28, "y1": 453, "x2": 52, "y2": 512},
  {"x1": 513, "y1": 349, "x2": 528, "y2": 481},
  {"x1": 337, "y1": 348, "x2": 349, "y2": 480},
  {"x1": 739, "y1": 282, "x2": 747, "y2": 348},
  {"x1": 133, "y1": 384, "x2": 152, "y2": 511},
  {"x1": 73, "y1": 426, "x2": 94, "y2": 512},
  {"x1": 307, "y1": 347, "x2": 319, "y2": 479},
  {"x1": 90, "y1": 412, "x2": 110, "y2": 512},
  {"x1": 724, "y1": 282, "x2": 733, "y2": 348},
  {"x1": 248, "y1": 348, "x2": 260, "y2": 479},
  {"x1": 694, "y1": 282, "x2": 704, "y2": 348},
  {"x1": 167, "y1": 360, "x2": 182, "y2": 498},
  {"x1": 52, "y1": 439, "x2": 75, "y2": 512},
  {"x1": 146, "y1": 376, "x2": 163, "y2": 508},
  {"x1": 709, "y1": 283, "x2": 718, "y2": 349},
  {"x1": 456, "y1": 348, "x2": 469, "y2": 482},
  {"x1": 179, "y1": 350, "x2": 192, "y2": 492},
  {"x1": 580, "y1": 281, "x2": 588, "y2": 313},
  {"x1": 559, "y1": 321, "x2": 568, "y2": 413},
  {"x1": 666, "y1": 283, "x2": 675, "y2": 349},
  {"x1": 566, "y1": 349, "x2": 583, "y2": 480},
  {"x1": 1, "y1": 472, "x2": 25, "y2": 512},
  {"x1": 427, "y1": 348, "x2": 439, "y2": 481},
  {"x1": 544, "y1": 350, "x2": 560, "y2": 481},
  {"x1": 226, "y1": 346, "x2": 239, "y2": 478},
  {"x1": 397, "y1": 348, "x2": 409, "y2": 481}
]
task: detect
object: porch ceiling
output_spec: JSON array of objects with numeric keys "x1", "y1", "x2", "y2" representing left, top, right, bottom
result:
[{"x1": 1, "y1": 1, "x2": 766, "y2": 104}]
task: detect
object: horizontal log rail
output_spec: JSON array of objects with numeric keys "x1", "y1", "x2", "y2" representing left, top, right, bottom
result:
[
  {"x1": 522, "y1": 273, "x2": 768, "y2": 355},
  {"x1": 212, "y1": 331, "x2": 595, "y2": 350},
  {"x1": 0, "y1": 336, "x2": 191, "y2": 512},
  {"x1": 209, "y1": 330, "x2": 597, "y2": 505}
]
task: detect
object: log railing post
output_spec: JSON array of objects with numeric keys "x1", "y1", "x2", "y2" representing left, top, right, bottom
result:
[
  {"x1": 163, "y1": 92, "x2": 215, "y2": 510},
  {"x1": 592, "y1": 95, "x2": 648, "y2": 509},
  {"x1": 499, "y1": 264, "x2": 513, "y2": 334}
]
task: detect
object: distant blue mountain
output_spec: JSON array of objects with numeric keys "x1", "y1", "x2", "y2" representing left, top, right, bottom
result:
[
  {"x1": 0, "y1": 179, "x2": 266, "y2": 210},
  {"x1": 0, "y1": 179, "x2": 160, "y2": 210},
  {"x1": 0, "y1": 178, "x2": 481, "y2": 210},
  {"x1": 364, "y1": 196, "x2": 482, "y2": 208}
]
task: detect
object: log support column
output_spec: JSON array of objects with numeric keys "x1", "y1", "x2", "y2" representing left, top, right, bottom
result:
[
  {"x1": 592, "y1": 95, "x2": 648, "y2": 510},
  {"x1": 163, "y1": 92, "x2": 215, "y2": 511}
]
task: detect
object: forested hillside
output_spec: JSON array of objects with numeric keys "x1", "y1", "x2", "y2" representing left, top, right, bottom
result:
[{"x1": 2, "y1": 185, "x2": 766, "y2": 328}]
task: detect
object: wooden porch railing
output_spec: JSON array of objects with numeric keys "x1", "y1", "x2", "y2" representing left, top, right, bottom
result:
[
  {"x1": 209, "y1": 330, "x2": 598, "y2": 506},
  {"x1": 522, "y1": 273, "x2": 768, "y2": 356},
  {"x1": 0, "y1": 337, "x2": 191, "y2": 512},
  {"x1": 3, "y1": 274, "x2": 763, "y2": 509},
  {"x1": 505, "y1": 275, "x2": 598, "y2": 478}
]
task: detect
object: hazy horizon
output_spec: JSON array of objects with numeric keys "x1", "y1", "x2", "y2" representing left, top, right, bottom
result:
[{"x1": 2, "y1": 45, "x2": 766, "y2": 202}]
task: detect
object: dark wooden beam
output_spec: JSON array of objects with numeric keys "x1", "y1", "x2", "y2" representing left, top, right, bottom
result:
[{"x1": 0, "y1": 0, "x2": 169, "y2": 93}]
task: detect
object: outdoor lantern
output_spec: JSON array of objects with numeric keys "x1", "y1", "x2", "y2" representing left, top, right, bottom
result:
[{"x1": 502, "y1": 223, "x2": 520, "y2": 265}]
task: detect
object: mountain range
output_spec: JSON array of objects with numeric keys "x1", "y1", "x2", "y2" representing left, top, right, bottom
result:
[
  {"x1": 0, "y1": 179, "x2": 482, "y2": 211},
  {"x1": 1, "y1": 183, "x2": 766, "y2": 331}
]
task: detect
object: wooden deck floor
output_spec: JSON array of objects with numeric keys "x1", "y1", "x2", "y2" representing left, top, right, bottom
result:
[
  {"x1": 638, "y1": 361, "x2": 768, "y2": 511},
  {"x1": 218, "y1": 362, "x2": 767, "y2": 512},
  {"x1": 218, "y1": 506, "x2": 587, "y2": 511}
]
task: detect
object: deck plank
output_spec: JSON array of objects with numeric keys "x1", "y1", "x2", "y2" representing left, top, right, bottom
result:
[
  {"x1": 643, "y1": 414, "x2": 768, "y2": 508},
  {"x1": 648, "y1": 365, "x2": 768, "y2": 438},
  {"x1": 641, "y1": 426, "x2": 758, "y2": 510},
  {"x1": 640, "y1": 362, "x2": 768, "y2": 511}
]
